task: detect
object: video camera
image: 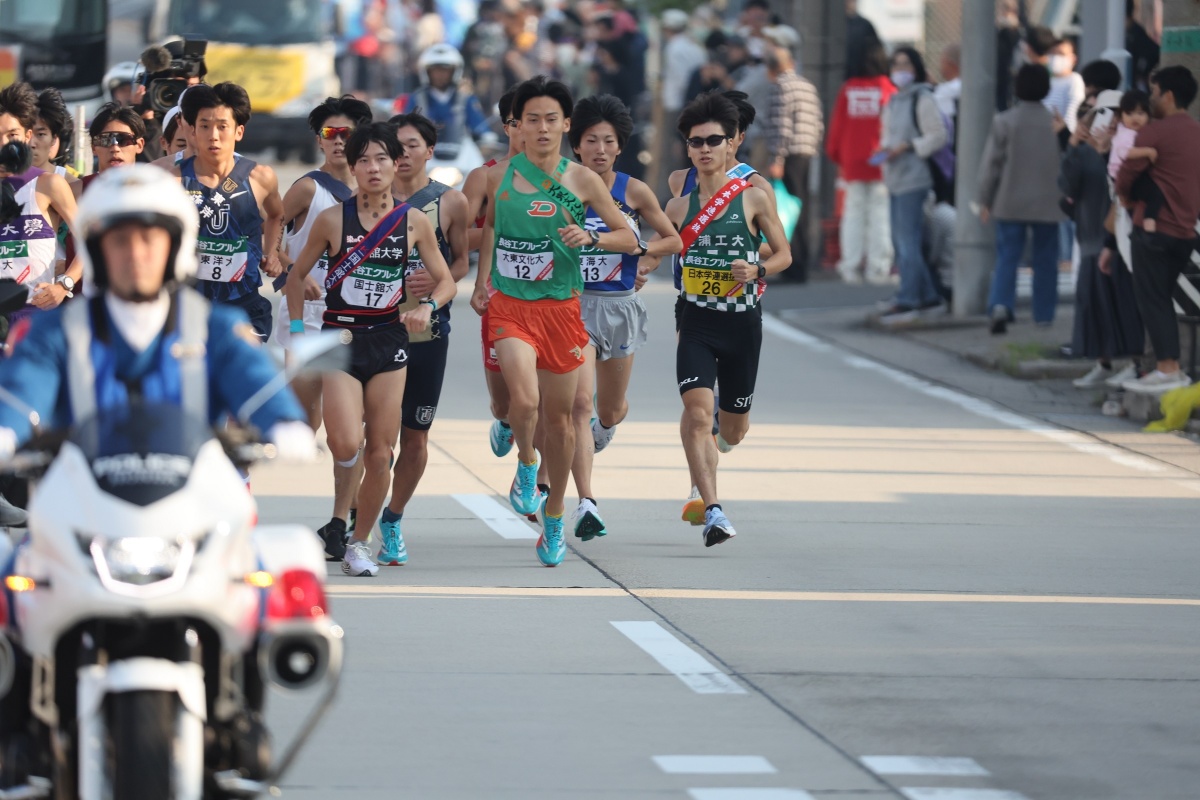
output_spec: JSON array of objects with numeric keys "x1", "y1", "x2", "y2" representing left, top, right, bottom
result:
[{"x1": 139, "y1": 38, "x2": 208, "y2": 116}]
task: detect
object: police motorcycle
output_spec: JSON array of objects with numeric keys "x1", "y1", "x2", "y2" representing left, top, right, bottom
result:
[
  {"x1": 0, "y1": 277, "x2": 347, "y2": 799},
  {"x1": 386, "y1": 44, "x2": 493, "y2": 190}
]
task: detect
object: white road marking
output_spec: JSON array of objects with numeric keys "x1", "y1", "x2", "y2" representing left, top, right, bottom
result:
[
  {"x1": 764, "y1": 314, "x2": 1178, "y2": 477},
  {"x1": 654, "y1": 755, "x2": 776, "y2": 774},
  {"x1": 900, "y1": 790, "x2": 1029, "y2": 800},
  {"x1": 688, "y1": 790, "x2": 814, "y2": 800},
  {"x1": 452, "y1": 493, "x2": 539, "y2": 539},
  {"x1": 862, "y1": 756, "x2": 989, "y2": 776},
  {"x1": 611, "y1": 621, "x2": 745, "y2": 695}
]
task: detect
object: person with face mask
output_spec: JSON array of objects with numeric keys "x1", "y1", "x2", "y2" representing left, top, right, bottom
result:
[{"x1": 874, "y1": 47, "x2": 947, "y2": 323}]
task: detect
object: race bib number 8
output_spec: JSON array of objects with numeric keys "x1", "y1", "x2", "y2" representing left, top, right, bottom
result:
[
  {"x1": 496, "y1": 236, "x2": 553, "y2": 281},
  {"x1": 682, "y1": 266, "x2": 744, "y2": 299},
  {"x1": 197, "y1": 238, "x2": 249, "y2": 283}
]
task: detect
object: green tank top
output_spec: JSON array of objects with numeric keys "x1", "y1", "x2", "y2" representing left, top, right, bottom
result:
[
  {"x1": 491, "y1": 153, "x2": 587, "y2": 301},
  {"x1": 680, "y1": 190, "x2": 762, "y2": 312}
]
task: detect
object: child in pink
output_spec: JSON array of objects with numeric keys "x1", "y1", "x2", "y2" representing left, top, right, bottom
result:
[{"x1": 1108, "y1": 90, "x2": 1165, "y2": 231}]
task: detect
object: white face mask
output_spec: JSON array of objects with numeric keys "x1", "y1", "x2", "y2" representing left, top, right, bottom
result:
[
  {"x1": 891, "y1": 70, "x2": 915, "y2": 89},
  {"x1": 1047, "y1": 54, "x2": 1072, "y2": 76}
]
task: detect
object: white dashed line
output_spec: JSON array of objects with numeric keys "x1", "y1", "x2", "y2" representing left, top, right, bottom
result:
[
  {"x1": 452, "y1": 493, "x2": 539, "y2": 539},
  {"x1": 611, "y1": 621, "x2": 745, "y2": 695},
  {"x1": 688, "y1": 790, "x2": 814, "y2": 800},
  {"x1": 861, "y1": 756, "x2": 989, "y2": 776},
  {"x1": 653, "y1": 755, "x2": 776, "y2": 774},
  {"x1": 900, "y1": 790, "x2": 1029, "y2": 800}
]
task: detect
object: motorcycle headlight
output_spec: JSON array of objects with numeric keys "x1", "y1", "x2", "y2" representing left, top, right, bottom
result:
[
  {"x1": 85, "y1": 535, "x2": 197, "y2": 594},
  {"x1": 429, "y1": 166, "x2": 463, "y2": 188}
]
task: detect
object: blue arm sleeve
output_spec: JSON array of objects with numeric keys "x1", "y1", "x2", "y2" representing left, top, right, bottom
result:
[
  {"x1": 466, "y1": 96, "x2": 491, "y2": 138},
  {"x1": 206, "y1": 305, "x2": 306, "y2": 434},
  {"x1": 0, "y1": 311, "x2": 68, "y2": 444}
]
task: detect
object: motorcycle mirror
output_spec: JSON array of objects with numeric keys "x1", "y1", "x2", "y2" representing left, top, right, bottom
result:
[
  {"x1": 236, "y1": 332, "x2": 348, "y2": 425},
  {"x1": 0, "y1": 280, "x2": 29, "y2": 315}
]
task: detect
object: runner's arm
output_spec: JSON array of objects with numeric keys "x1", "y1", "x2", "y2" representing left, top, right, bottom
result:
[
  {"x1": 462, "y1": 165, "x2": 488, "y2": 252},
  {"x1": 627, "y1": 178, "x2": 681, "y2": 258},
  {"x1": 736, "y1": 188, "x2": 790, "y2": 280},
  {"x1": 442, "y1": 190, "x2": 471, "y2": 282},
  {"x1": 29, "y1": 176, "x2": 81, "y2": 309},
  {"x1": 571, "y1": 169, "x2": 637, "y2": 254},
  {"x1": 401, "y1": 211, "x2": 456, "y2": 334},
  {"x1": 667, "y1": 168, "x2": 685, "y2": 199},
  {"x1": 471, "y1": 171, "x2": 498, "y2": 315},
  {"x1": 253, "y1": 165, "x2": 285, "y2": 277},
  {"x1": 285, "y1": 207, "x2": 335, "y2": 331},
  {"x1": 749, "y1": 173, "x2": 775, "y2": 259},
  {"x1": 278, "y1": 177, "x2": 316, "y2": 271}
]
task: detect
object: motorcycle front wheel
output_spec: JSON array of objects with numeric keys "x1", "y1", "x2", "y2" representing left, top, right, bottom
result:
[{"x1": 107, "y1": 691, "x2": 173, "y2": 799}]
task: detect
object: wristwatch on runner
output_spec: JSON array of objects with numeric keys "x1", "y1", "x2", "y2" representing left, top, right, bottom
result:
[
  {"x1": 588, "y1": 229, "x2": 601, "y2": 247},
  {"x1": 56, "y1": 275, "x2": 76, "y2": 298},
  {"x1": 756, "y1": 265, "x2": 766, "y2": 280},
  {"x1": 634, "y1": 238, "x2": 648, "y2": 257}
]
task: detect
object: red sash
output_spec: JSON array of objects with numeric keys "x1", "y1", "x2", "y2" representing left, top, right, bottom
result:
[{"x1": 678, "y1": 177, "x2": 752, "y2": 259}]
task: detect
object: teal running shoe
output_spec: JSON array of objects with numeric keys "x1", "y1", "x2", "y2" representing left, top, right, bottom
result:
[
  {"x1": 490, "y1": 419, "x2": 514, "y2": 457},
  {"x1": 508, "y1": 450, "x2": 541, "y2": 515},
  {"x1": 378, "y1": 516, "x2": 408, "y2": 566},
  {"x1": 535, "y1": 498, "x2": 567, "y2": 566},
  {"x1": 571, "y1": 498, "x2": 607, "y2": 541}
]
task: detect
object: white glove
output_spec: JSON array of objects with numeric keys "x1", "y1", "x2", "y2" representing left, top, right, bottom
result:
[
  {"x1": 0, "y1": 427, "x2": 17, "y2": 462},
  {"x1": 266, "y1": 421, "x2": 318, "y2": 462}
]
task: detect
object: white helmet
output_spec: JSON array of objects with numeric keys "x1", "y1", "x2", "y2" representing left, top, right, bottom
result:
[
  {"x1": 418, "y1": 44, "x2": 465, "y2": 85},
  {"x1": 102, "y1": 61, "x2": 140, "y2": 104},
  {"x1": 73, "y1": 165, "x2": 200, "y2": 296}
]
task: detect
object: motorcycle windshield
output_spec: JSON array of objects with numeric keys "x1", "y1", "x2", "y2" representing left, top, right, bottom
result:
[{"x1": 70, "y1": 403, "x2": 213, "y2": 507}]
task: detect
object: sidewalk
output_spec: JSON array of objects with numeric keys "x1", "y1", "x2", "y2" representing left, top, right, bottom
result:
[{"x1": 763, "y1": 272, "x2": 1200, "y2": 476}]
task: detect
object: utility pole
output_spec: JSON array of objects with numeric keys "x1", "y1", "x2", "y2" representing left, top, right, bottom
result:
[{"x1": 952, "y1": 0, "x2": 997, "y2": 317}]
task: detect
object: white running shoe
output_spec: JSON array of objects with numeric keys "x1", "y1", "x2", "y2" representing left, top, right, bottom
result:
[
  {"x1": 1073, "y1": 363, "x2": 1113, "y2": 388},
  {"x1": 1104, "y1": 364, "x2": 1138, "y2": 388},
  {"x1": 1123, "y1": 370, "x2": 1191, "y2": 395},
  {"x1": 591, "y1": 418, "x2": 617, "y2": 453},
  {"x1": 342, "y1": 540, "x2": 379, "y2": 577},
  {"x1": 571, "y1": 498, "x2": 607, "y2": 541}
]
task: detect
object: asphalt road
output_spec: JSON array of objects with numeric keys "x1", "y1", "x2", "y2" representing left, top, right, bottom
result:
[{"x1": 245, "y1": 198, "x2": 1200, "y2": 799}]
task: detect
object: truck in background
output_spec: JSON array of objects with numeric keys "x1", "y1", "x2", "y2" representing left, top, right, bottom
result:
[{"x1": 0, "y1": 0, "x2": 108, "y2": 107}]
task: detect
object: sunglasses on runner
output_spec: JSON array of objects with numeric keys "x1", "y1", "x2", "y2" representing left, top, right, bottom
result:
[
  {"x1": 685, "y1": 134, "x2": 731, "y2": 149},
  {"x1": 504, "y1": 118, "x2": 518, "y2": 128},
  {"x1": 319, "y1": 126, "x2": 354, "y2": 141},
  {"x1": 92, "y1": 132, "x2": 140, "y2": 148}
]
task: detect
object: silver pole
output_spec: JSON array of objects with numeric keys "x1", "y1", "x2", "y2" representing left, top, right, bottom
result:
[
  {"x1": 75, "y1": 104, "x2": 90, "y2": 176},
  {"x1": 952, "y1": 0, "x2": 998, "y2": 317}
]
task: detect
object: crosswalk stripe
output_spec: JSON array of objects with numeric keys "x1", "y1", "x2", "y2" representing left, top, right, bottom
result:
[
  {"x1": 688, "y1": 790, "x2": 814, "y2": 800},
  {"x1": 655, "y1": 755, "x2": 776, "y2": 774},
  {"x1": 452, "y1": 493, "x2": 540, "y2": 539},
  {"x1": 611, "y1": 621, "x2": 745, "y2": 695},
  {"x1": 900, "y1": 790, "x2": 1029, "y2": 800},
  {"x1": 862, "y1": 757, "x2": 989, "y2": 776}
]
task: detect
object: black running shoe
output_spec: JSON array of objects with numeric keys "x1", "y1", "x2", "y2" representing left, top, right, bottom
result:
[{"x1": 318, "y1": 519, "x2": 347, "y2": 561}]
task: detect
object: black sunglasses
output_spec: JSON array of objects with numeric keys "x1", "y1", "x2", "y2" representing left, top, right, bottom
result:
[
  {"x1": 93, "y1": 132, "x2": 140, "y2": 148},
  {"x1": 685, "y1": 134, "x2": 730, "y2": 149}
]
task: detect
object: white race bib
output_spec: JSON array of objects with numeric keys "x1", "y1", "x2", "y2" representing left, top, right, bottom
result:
[
  {"x1": 495, "y1": 236, "x2": 554, "y2": 281},
  {"x1": 197, "y1": 237, "x2": 249, "y2": 283},
  {"x1": 0, "y1": 240, "x2": 51, "y2": 288},
  {"x1": 579, "y1": 251, "x2": 623, "y2": 284},
  {"x1": 341, "y1": 274, "x2": 404, "y2": 309}
]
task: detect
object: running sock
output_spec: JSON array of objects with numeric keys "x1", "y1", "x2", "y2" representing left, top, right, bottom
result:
[
  {"x1": 325, "y1": 517, "x2": 347, "y2": 532},
  {"x1": 499, "y1": 420, "x2": 511, "y2": 429},
  {"x1": 381, "y1": 508, "x2": 402, "y2": 525},
  {"x1": 706, "y1": 504, "x2": 722, "y2": 514},
  {"x1": 583, "y1": 497, "x2": 596, "y2": 506},
  {"x1": 546, "y1": 511, "x2": 564, "y2": 520}
]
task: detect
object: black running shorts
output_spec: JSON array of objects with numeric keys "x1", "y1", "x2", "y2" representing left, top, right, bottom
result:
[
  {"x1": 328, "y1": 323, "x2": 409, "y2": 386},
  {"x1": 401, "y1": 333, "x2": 450, "y2": 431},
  {"x1": 675, "y1": 302, "x2": 762, "y2": 414}
]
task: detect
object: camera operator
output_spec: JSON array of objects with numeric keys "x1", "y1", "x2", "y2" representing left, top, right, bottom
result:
[{"x1": 136, "y1": 39, "x2": 207, "y2": 161}]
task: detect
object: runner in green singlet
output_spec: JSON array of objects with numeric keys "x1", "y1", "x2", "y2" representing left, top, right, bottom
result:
[{"x1": 470, "y1": 76, "x2": 636, "y2": 568}]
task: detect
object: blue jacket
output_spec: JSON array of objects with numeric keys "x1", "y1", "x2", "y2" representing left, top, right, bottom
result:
[
  {"x1": 0, "y1": 291, "x2": 304, "y2": 444},
  {"x1": 403, "y1": 86, "x2": 490, "y2": 142}
]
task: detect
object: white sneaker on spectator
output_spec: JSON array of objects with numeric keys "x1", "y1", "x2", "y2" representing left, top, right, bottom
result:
[
  {"x1": 837, "y1": 265, "x2": 863, "y2": 285},
  {"x1": 1073, "y1": 363, "x2": 1113, "y2": 388},
  {"x1": 919, "y1": 299, "x2": 947, "y2": 317},
  {"x1": 866, "y1": 269, "x2": 898, "y2": 286},
  {"x1": 1122, "y1": 370, "x2": 1191, "y2": 394},
  {"x1": 878, "y1": 304, "x2": 919, "y2": 325},
  {"x1": 1104, "y1": 364, "x2": 1138, "y2": 387},
  {"x1": 875, "y1": 295, "x2": 899, "y2": 313}
]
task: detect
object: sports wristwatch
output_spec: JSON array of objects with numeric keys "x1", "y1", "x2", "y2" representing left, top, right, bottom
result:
[
  {"x1": 588, "y1": 229, "x2": 601, "y2": 247},
  {"x1": 634, "y1": 238, "x2": 649, "y2": 257},
  {"x1": 756, "y1": 265, "x2": 766, "y2": 280},
  {"x1": 57, "y1": 275, "x2": 75, "y2": 297}
]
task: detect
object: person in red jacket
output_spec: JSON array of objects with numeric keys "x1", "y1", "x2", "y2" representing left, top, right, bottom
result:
[{"x1": 826, "y1": 37, "x2": 895, "y2": 285}]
